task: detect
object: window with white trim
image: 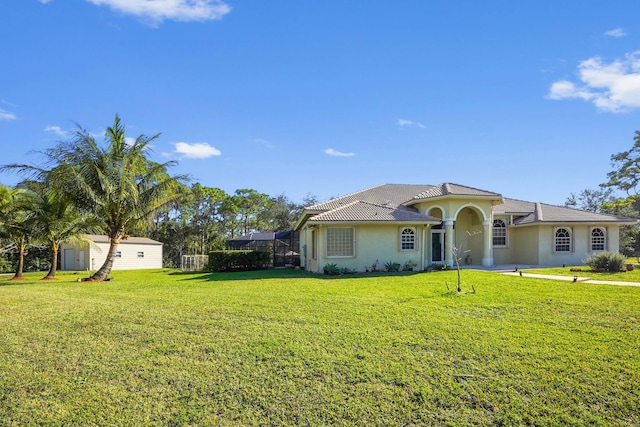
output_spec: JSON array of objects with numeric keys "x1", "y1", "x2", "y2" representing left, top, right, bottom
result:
[
  {"x1": 554, "y1": 228, "x2": 572, "y2": 252},
  {"x1": 591, "y1": 227, "x2": 606, "y2": 251},
  {"x1": 400, "y1": 227, "x2": 416, "y2": 250},
  {"x1": 326, "y1": 228, "x2": 354, "y2": 257},
  {"x1": 137, "y1": 251, "x2": 145, "y2": 258},
  {"x1": 493, "y1": 219, "x2": 507, "y2": 247},
  {"x1": 115, "y1": 251, "x2": 122, "y2": 258}
]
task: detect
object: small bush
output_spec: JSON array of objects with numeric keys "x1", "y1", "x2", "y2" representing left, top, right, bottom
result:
[
  {"x1": 385, "y1": 261, "x2": 401, "y2": 272},
  {"x1": 323, "y1": 263, "x2": 340, "y2": 275},
  {"x1": 427, "y1": 263, "x2": 448, "y2": 271},
  {"x1": 402, "y1": 260, "x2": 417, "y2": 271},
  {"x1": 585, "y1": 252, "x2": 627, "y2": 273}
]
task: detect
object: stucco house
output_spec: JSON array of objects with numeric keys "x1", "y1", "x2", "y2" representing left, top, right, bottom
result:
[
  {"x1": 59, "y1": 234, "x2": 163, "y2": 271},
  {"x1": 295, "y1": 183, "x2": 636, "y2": 273}
]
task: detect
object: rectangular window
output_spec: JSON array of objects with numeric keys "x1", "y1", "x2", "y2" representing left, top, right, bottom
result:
[
  {"x1": 137, "y1": 251, "x2": 144, "y2": 258},
  {"x1": 115, "y1": 251, "x2": 122, "y2": 258},
  {"x1": 311, "y1": 229, "x2": 318, "y2": 259},
  {"x1": 326, "y1": 228, "x2": 354, "y2": 257}
]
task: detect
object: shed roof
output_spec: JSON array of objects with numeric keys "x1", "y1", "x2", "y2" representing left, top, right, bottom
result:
[{"x1": 84, "y1": 234, "x2": 163, "y2": 245}]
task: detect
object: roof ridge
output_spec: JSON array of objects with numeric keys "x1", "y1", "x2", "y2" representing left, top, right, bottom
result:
[
  {"x1": 441, "y1": 182, "x2": 502, "y2": 196},
  {"x1": 306, "y1": 183, "x2": 389, "y2": 209},
  {"x1": 535, "y1": 202, "x2": 544, "y2": 221}
]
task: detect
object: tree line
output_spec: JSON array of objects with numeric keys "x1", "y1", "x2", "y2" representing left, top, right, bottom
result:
[
  {"x1": 2, "y1": 116, "x2": 639, "y2": 279},
  {"x1": 564, "y1": 130, "x2": 640, "y2": 256},
  {"x1": 0, "y1": 116, "x2": 316, "y2": 280}
]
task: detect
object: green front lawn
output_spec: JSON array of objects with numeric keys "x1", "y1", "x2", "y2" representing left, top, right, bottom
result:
[
  {"x1": 522, "y1": 263, "x2": 640, "y2": 282},
  {"x1": 1, "y1": 269, "x2": 638, "y2": 426}
]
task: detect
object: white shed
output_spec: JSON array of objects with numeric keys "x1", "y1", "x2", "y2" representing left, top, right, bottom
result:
[{"x1": 60, "y1": 234, "x2": 163, "y2": 271}]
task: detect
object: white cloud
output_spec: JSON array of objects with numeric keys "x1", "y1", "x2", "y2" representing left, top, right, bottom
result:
[
  {"x1": 0, "y1": 109, "x2": 16, "y2": 121},
  {"x1": 85, "y1": 0, "x2": 231, "y2": 23},
  {"x1": 44, "y1": 125, "x2": 68, "y2": 137},
  {"x1": 253, "y1": 138, "x2": 274, "y2": 149},
  {"x1": 174, "y1": 142, "x2": 221, "y2": 159},
  {"x1": 324, "y1": 148, "x2": 355, "y2": 157},
  {"x1": 38, "y1": 0, "x2": 53, "y2": 3},
  {"x1": 547, "y1": 51, "x2": 640, "y2": 112},
  {"x1": 604, "y1": 28, "x2": 626, "y2": 38},
  {"x1": 397, "y1": 119, "x2": 426, "y2": 129}
]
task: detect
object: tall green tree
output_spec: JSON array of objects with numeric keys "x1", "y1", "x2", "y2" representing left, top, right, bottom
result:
[
  {"x1": 187, "y1": 184, "x2": 233, "y2": 253},
  {"x1": 257, "y1": 193, "x2": 298, "y2": 231},
  {"x1": 0, "y1": 185, "x2": 35, "y2": 279},
  {"x1": 565, "y1": 188, "x2": 615, "y2": 213},
  {"x1": 23, "y1": 181, "x2": 101, "y2": 279},
  {"x1": 603, "y1": 130, "x2": 640, "y2": 195},
  {"x1": 601, "y1": 130, "x2": 640, "y2": 256},
  {"x1": 232, "y1": 189, "x2": 270, "y2": 236},
  {"x1": 3, "y1": 115, "x2": 189, "y2": 281}
]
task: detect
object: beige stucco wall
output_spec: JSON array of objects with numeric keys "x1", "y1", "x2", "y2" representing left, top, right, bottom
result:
[
  {"x1": 60, "y1": 240, "x2": 163, "y2": 271},
  {"x1": 509, "y1": 226, "x2": 541, "y2": 265},
  {"x1": 505, "y1": 224, "x2": 621, "y2": 267},
  {"x1": 301, "y1": 224, "x2": 425, "y2": 273},
  {"x1": 298, "y1": 197, "x2": 626, "y2": 272},
  {"x1": 453, "y1": 207, "x2": 484, "y2": 266}
]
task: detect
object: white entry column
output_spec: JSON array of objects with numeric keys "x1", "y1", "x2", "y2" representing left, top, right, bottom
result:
[
  {"x1": 444, "y1": 219, "x2": 454, "y2": 268},
  {"x1": 482, "y1": 219, "x2": 493, "y2": 267}
]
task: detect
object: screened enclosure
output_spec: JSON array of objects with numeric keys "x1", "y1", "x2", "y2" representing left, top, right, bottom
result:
[{"x1": 226, "y1": 231, "x2": 300, "y2": 268}]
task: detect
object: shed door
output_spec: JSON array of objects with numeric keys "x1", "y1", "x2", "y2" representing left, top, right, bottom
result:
[{"x1": 64, "y1": 249, "x2": 75, "y2": 270}]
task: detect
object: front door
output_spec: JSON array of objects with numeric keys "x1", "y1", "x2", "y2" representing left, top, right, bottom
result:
[
  {"x1": 64, "y1": 249, "x2": 75, "y2": 270},
  {"x1": 431, "y1": 230, "x2": 444, "y2": 263}
]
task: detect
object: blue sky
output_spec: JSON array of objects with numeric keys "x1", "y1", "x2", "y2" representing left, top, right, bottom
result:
[{"x1": 1, "y1": 1, "x2": 639, "y2": 206}]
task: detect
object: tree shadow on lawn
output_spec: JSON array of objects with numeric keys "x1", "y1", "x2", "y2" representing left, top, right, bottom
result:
[{"x1": 170, "y1": 269, "x2": 428, "y2": 282}]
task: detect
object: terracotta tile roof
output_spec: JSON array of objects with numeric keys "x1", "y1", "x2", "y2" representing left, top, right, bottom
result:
[
  {"x1": 493, "y1": 198, "x2": 637, "y2": 225},
  {"x1": 307, "y1": 201, "x2": 440, "y2": 224},
  {"x1": 300, "y1": 184, "x2": 636, "y2": 229},
  {"x1": 84, "y1": 234, "x2": 163, "y2": 245},
  {"x1": 307, "y1": 184, "x2": 434, "y2": 211},
  {"x1": 411, "y1": 183, "x2": 502, "y2": 201}
]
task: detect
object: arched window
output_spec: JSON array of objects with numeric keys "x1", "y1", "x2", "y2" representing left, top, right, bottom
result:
[
  {"x1": 591, "y1": 227, "x2": 606, "y2": 251},
  {"x1": 401, "y1": 228, "x2": 416, "y2": 250},
  {"x1": 555, "y1": 228, "x2": 572, "y2": 252},
  {"x1": 493, "y1": 219, "x2": 507, "y2": 247}
]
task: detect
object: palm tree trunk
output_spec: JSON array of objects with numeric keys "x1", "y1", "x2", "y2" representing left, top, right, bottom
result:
[
  {"x1": 12, "y1": 245, "x2": 26, "y2": 280},
  {"x1": 90, "y1": 238, "x2": 119, "y2": 281},
  {"x1": 43, "y1": 246, "x2": 58, "y2": 279}
]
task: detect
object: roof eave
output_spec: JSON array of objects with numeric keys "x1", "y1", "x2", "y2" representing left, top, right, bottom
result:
[
  {"x1": 306, "y1": 220, "x2": 441, "y2": 226},
  {"x1": 513, "y1": 219, "x2": 638, "y2": 227}
]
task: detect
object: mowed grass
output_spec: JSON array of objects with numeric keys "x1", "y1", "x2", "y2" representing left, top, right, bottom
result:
[
  {"x1": 1, "y1": 269, "x2": 638, "y2": 426},
  {"x1": 521, "y1": 263, "x2": 640, "y2": 282}
]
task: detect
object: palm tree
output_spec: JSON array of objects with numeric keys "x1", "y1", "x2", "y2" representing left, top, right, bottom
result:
[
  {"x1": 3, "y1": 115, "x2": 189, "y2": 281},
  {"x1": 0, "y1": 185, "x2": 35, "y2": 280},
  {"x1": 23, "y1": 181, "x2": 101, "y2": 279}
]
